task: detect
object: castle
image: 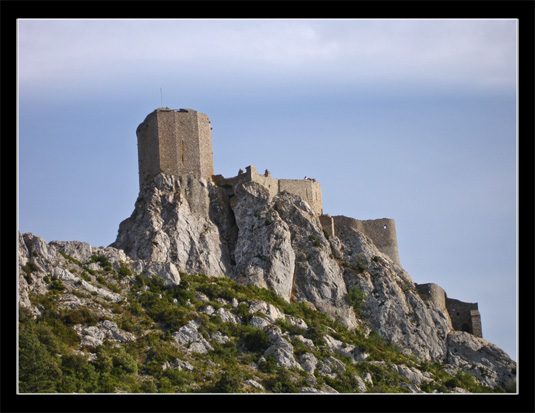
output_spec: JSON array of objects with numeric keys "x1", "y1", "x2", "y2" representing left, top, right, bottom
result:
[{"x1": 136, "y1": 107, "x2": 482, "y2": 337}]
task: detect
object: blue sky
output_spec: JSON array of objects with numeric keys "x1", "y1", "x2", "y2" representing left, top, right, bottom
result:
[{"x1": 17, "y1": 19, "x2": 517, "y2": 361}]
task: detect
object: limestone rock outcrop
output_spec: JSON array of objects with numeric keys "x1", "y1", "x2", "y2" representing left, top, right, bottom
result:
[
  {"x1": 74, "y1": 320, "x2": 136, "y2": 347},
  {"x1": 112, "y1": 175, "x2": 357, "y2": 329},
  {"x1": 446, "y1": 331, "x2": 516, "y2": 388},
  {"x1": 112, "y1": 174, "x2": 231, "y2": 278},
  {"x1": 108, "y1": 174, "x2": 513, "y2": 367},
  {"x1": 231, "y1": 182, "x2": 295, "y2": 302},
  {"x1": 18, "y1": 173, "x2": 516, "y2": 392}
]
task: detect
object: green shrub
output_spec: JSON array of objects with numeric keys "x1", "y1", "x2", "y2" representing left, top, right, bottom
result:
[
  {"x1": 241, "y1": 328, "x2": 270, "y2": 354},
  {"x1": 140, "y1": 378, "x2": 158, "y2": 393},
  {"x1": 157, "y1": 377, "x2": 175, "y2": 393},
  {"x1": 139, "y1": 292, "x2": 194, "y2": 331},
  {"x1": 198, "y1": 282, "x2": 236, "y2": 302},
  {"x1": 346, "y1": 285, "x2": 366, "y2": 315},
  {"x1": 305, "y1": 321, "x2": 326, "y2": 346},
  {"x1": 35, "y1": 324, "x2": 63, "y2": 354},
  {"x1": 308, "y1": 234, "x2": 321, "y2": 248},
  {"x1": 110, "y1": 347, "x2": 138, "y2": 376},
  {"x1": 268, "y1": 369, "x2": 298, "y2": 393},
  {"x1": 212, "y1": 371, "x2": 242, "y2": 393},
  {"x1": 63, "y1": 308, "x2": 98, "y2": 326},
  {"x1": 323, "y1": 369, "x2": 364, "y2": 393},
  {"x1": 247, "y1": 285, "x2": 288, "y2": 310},
  {"x1": 258, "y1": 354, "x2": 278, "y2": 374},
  {"x1": 118, "y1": 263, "x2": 132, "y2": 278},
  {"x1": 22, "y1": 261, "x2": 39, "y2": 275},
  {"x1": 162, "y1": 367, "x2": 188, "y2": 387},
  {"x1": 18, "y1": 325, "x2": 61, "y2": 393},
  {"x1": 49, "y1": 280, "x2": 65, "y2": 294},
  {"x1": 444, "y1": 370, "x2": 487, "y2": 393},
  {"x1": 58, "y1": 353, "x2": 99, "y2": 392},
  {"x1": 90, "y1": 254, "x2": 113, "y2": 272}
]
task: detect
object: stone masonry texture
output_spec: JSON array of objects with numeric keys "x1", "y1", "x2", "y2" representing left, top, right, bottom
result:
[
  {"x1": 137, "y1": 108, "x2": 214, "y2": 188},
  {"x1": 213, "y1": 165, "x2": 323, "y2": 216},
  {"x1": 446, "y1": 298, "x2": 483, "y2": 338},
  {"x1": 331, "y1": 216, "x2": 401, "y2": 266}
]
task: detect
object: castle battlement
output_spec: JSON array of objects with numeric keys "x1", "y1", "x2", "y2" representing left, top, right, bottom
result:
[{"x1": 213, "y1": 165, "x2": 323, "y2": 216}]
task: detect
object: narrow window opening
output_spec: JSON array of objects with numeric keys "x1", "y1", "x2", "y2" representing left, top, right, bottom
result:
[{"x1": 383, "y1": 225, "x2": 387, "y2": 229}]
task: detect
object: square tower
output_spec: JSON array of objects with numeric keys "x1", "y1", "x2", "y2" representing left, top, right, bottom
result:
[{"x1": 136, "y1": 108, "x2": 214, "y2": 188}]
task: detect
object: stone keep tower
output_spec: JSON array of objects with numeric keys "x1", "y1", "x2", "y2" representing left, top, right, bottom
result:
[{"x1": 136, "y1": 108, "x2": 214, "y2": 189}]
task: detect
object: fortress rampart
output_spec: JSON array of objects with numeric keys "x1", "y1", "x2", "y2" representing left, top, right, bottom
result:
[
  {"x1": 414, "y1": 283, "x2": 447, "y2": 310},
  {"x1": 213, "y1": 165, "x2": 323, "y2": 216},
  {"x1": 416, "y1": 283, "x2": 483, "y2": 338},
  {"x1": 445, "y1": 297, "x2": 482, "y2": 338},
  {"x1": 319, "y1": 215, "x2": 401, "y2": 266}
]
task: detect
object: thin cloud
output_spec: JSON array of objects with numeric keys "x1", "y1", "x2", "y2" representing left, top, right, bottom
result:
[{"x1": 18, "y1": 19, "x2": 517, "y2": 96}]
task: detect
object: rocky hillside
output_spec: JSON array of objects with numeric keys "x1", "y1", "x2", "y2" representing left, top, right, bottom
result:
[{"x1": 18, "y1": 174, "x2": 516, "y2": 394}]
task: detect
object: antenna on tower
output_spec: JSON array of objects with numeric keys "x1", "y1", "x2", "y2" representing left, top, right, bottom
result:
[{"x1": 160, "y1": 87, "x2": 163, "y2": 108}]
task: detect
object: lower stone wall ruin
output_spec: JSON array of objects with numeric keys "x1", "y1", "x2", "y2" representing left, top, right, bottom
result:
[
  {"x1": 445, "y1": 297, "x2": 482, "y2": 338},
  {"x1": 416, "y1": 283, "x2": 483, "y2": 338},
  {"x1": 415, "y1": 283, "x2": 447, "y2": 310},
  {"x1": 322, "y1": 215, "x2": 401, "y2": 266}
]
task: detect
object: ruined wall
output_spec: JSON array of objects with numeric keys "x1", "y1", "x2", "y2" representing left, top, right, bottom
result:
[
  {"x1": 213, "y1": 165, "x2": 323, "y2": 216},
  {"x1": 446, "y1": 298, "x2": 482, "y2": 338},
  {"x1": 279, "y1": 179, "x2": 323, "y2": 216},
  {"x1": 414, "y1": 284, "x2": 483, "y2": 338},
  {"x1": 331, "y1": 216, "x2": 401, "y2": 266},
  {"x1": 247, "y1": 166, "x2": 279, "y2": 198},
  {"x1": 319, "y1": 214, "x2": 335, "y2": 238},
  {"x1": 137, "y1": 108, "x2": 213, "y2": 189},
  {"x1": 415, "y1": 283, "x2": 447, "y2": 310}
]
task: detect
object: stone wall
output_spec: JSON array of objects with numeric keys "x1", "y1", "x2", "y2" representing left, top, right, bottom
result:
[
  {"x1": 247, "y1": 166, "x2": 279, "y2": 198},
  {"x1": 330, "y1": 216, "x2": 401, "y2": 266},
  {"x1": 136, "y1": 108, "x2": 213, "y2": 189},
  {"x1": 415, "y1": 283, "x2": 483, "y2": 338},
  {"x1": 319, "y1": 214, "x2": 335, "y2": 238},
  {"x1": 279, "y1": 178, "x2": 323, "y2": 216},
  {"x1": 415, "y1": 283, "x2": 447, "y2": 310},
  {"x1": 213, "y1": 165, "x2": 323, "y2": 216},
  {"x1": 446, "y1": 297, "x2": 482, "y2": 338},
  {"x1": 137, "y1": 110, "x2": 161, "y2": 188}
]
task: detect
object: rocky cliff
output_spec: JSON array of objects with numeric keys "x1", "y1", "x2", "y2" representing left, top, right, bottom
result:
[{"x1": 18, "y1": 173, "x2": 516, "y2": 393}]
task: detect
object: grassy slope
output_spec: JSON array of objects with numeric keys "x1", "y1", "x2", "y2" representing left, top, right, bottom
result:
[{"x1": 18, "y1": 253, "x2": 504, "y2": 394}]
